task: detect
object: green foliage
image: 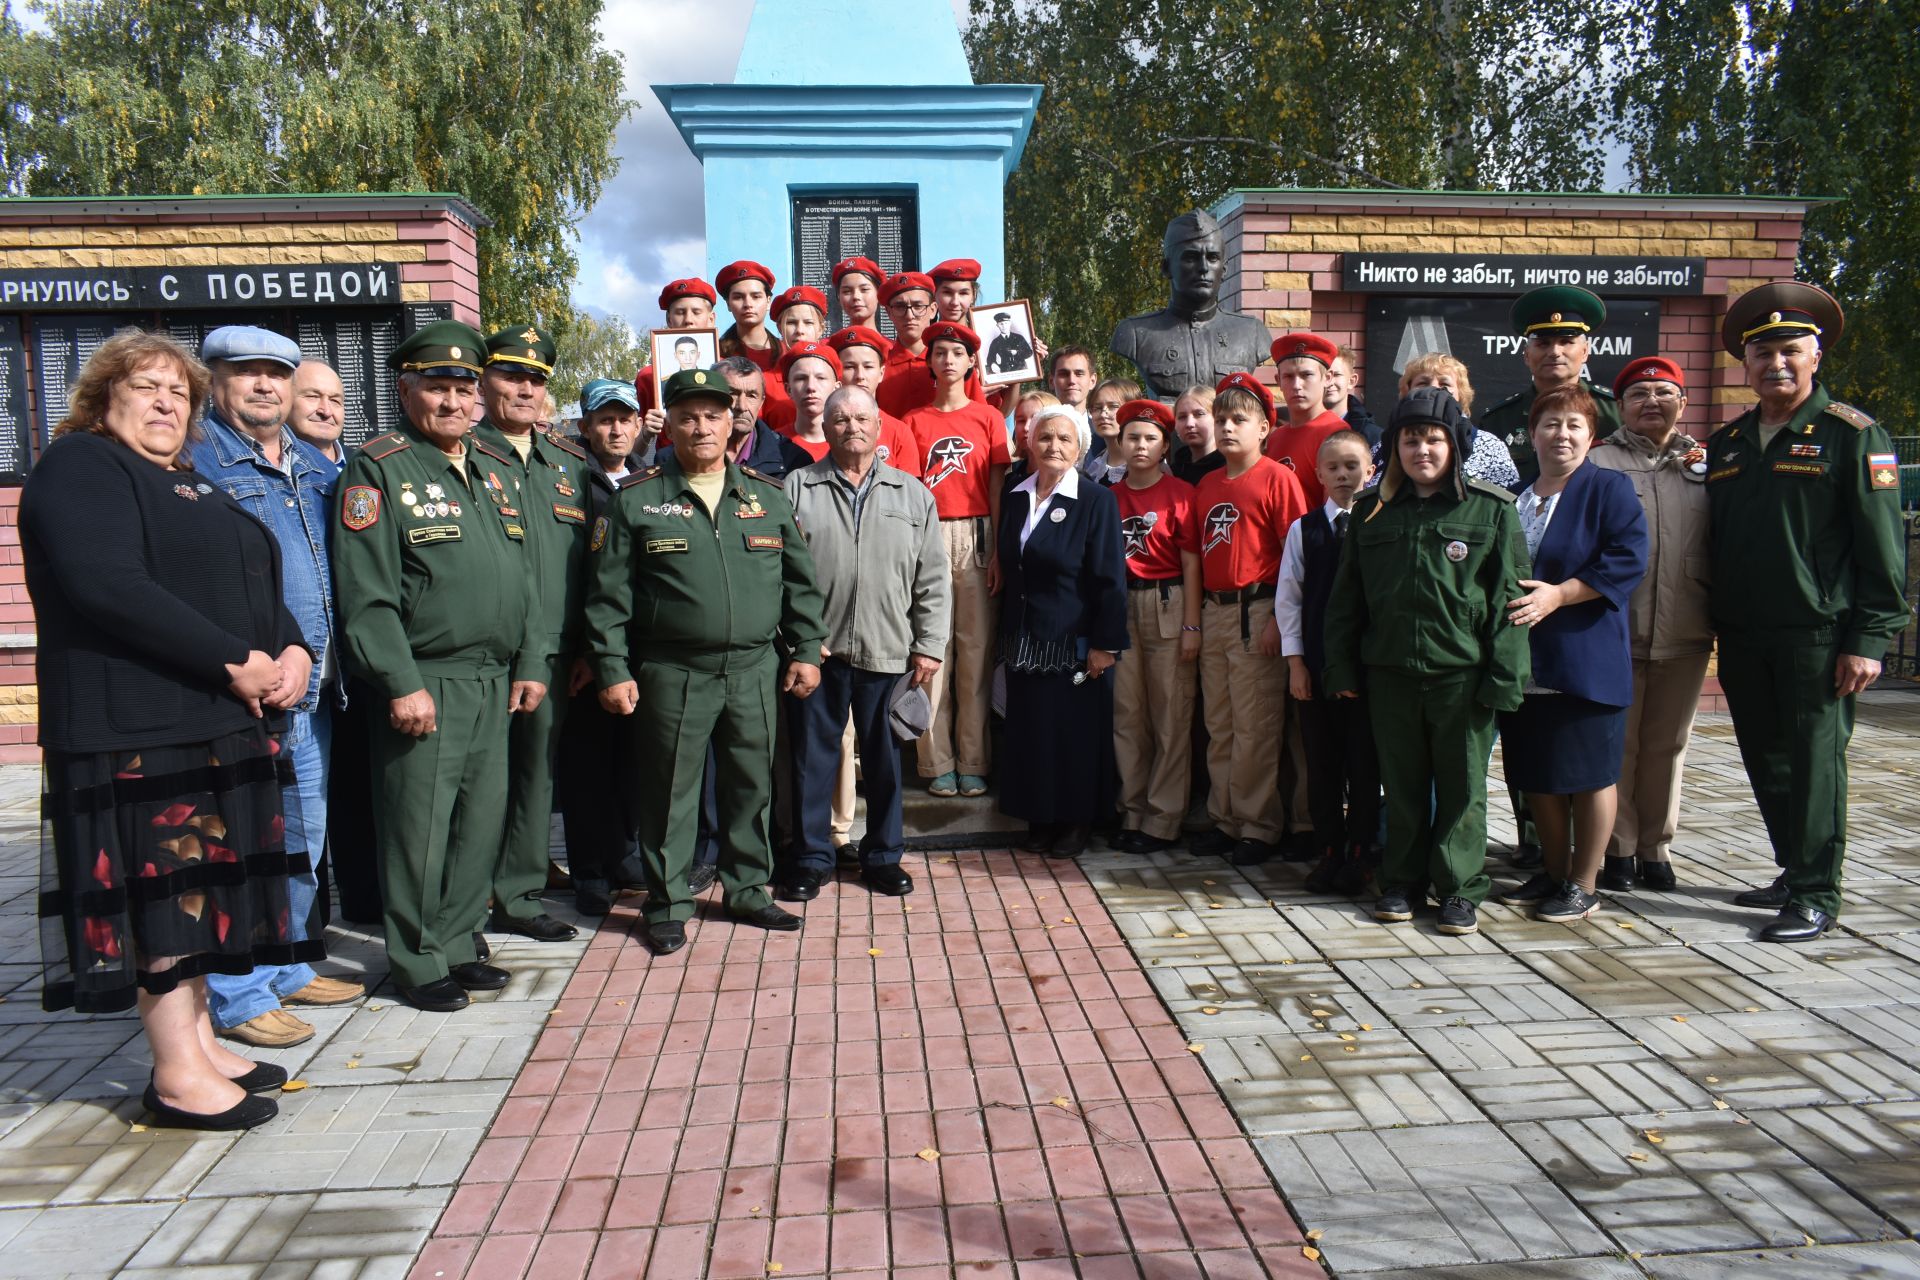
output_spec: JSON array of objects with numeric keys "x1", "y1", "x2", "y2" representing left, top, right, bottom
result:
[
  {"x1": 964, "y1": 0, "x2": 1624, "y2": 362},
  {"x1": 0, "y1": 0, "x2": 632, "y2": 343},
  {"x1": 547, "y1": 310, "x2": 648, "y2": 413}
]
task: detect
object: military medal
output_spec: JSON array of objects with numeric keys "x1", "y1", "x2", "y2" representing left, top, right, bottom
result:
[
  {"x1": 1445, "y1": 540, "x2": 1468, "y2": 562},
  {"x1": 173, "y1": 484, "x2": 198, "y2": 501},
  {"x1": 401, "y1": 485, "x2": 419, "y2": 506}
]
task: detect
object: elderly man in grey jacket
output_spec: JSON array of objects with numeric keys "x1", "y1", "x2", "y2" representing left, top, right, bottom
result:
[{"x1": 780, "y1": 385, "x2": 952, "y2": 899}]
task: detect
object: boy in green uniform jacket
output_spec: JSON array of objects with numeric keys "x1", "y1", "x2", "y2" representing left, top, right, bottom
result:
[
  {"x1": 333, "y1": 320, "x2": 548, "y2": 1012},
  {"x1": 1323, "y1": 387, "x2": 1532, "y2": 937},
  {"x1": 584, "y1": 368, "x2": 829, "y2": 956}
]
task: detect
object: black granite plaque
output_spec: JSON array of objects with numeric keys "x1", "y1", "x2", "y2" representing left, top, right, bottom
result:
[
  {"x1": 0, "y1": 318, "x2": 29, "y2": 480},
  {"x1": 791, "y1": 192, "x2": 919, "y2": 333}
]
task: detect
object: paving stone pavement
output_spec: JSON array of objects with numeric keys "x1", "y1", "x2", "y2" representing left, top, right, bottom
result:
[{"x1": 0, "y1": 694, "x2": 1917, "y2": 1277}]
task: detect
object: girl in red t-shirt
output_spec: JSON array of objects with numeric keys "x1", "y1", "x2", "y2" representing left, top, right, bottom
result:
[{"x1": 1109, "y1": 401, "x2": 1202, "y2": 852}]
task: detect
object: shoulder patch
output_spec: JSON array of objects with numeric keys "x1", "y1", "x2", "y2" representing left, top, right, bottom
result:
[
  {"x1": 472, "y1": 437, "x2": 516, "y2": 465},
  {"x1": 341, "y1": 485, "x2": 381, "y2": 530},
  {"x1": 1587, "y1": 382, "x2": 1617, "y2": 401},
  {"x1": 739, "y1": 465, "x2": 779, "y2": 486},
  {"x1": 544, "y1": 432, "x2": 588, "y2": 459},
  {"x1": 1466, "y1": 477, "x2": 1518, "y2": 502},
  {"x1": 1826, "y1": 401, "x2": 1875, "y2": 431},
  {"x1": 633, "y1": 466, "x2": 662, "y2": 483},
  {"x1": 362, "y1": 433, "x2": 411, "y2": 461}
]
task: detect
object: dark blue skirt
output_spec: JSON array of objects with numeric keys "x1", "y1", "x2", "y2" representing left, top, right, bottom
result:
[
  {"x1": 1499, "y1": 692, "x2": 1626, "y2": 795},
  {"x1": 997, "y1": 667, "x2": 1118, "y2": 825}
]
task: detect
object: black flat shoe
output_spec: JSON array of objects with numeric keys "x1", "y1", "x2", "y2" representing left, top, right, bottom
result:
[
  {"x1": 143, "y1": 1080, "x2": 278, "y2": 1131},
  {"x1": 645, "y1": 920, "x2": 687, "y2": 955},
  {"x1": 230, "y1": 1062, "x2": 287, "y2": 1094},
  {"x1": 1108, "y1": 829, "x2": 1143, "y2": 853},
  {"x1": 777, "y1": 869, "x2": 825, "y2": 902},
  {"x1": 1759, "y1": 902, "x2": 1833, "y2": 943},
  {"x1": 400, "y1": 977, "x2": 470, "y2": 1012},
  {"x1": 574, "y1": 879, "x2": 613, "y2": 917},
  {"x1": 1130, "y1": 833, "x2": 1176, "y2": 854},
  {"x1": 1016, "y1": 823, "x2": 1057, "y2": 854},
  {"x1": 732, "y1": 903, "x2": 803, "y2": 931},
  {"x1": 862, "y1": 865, "x2": 914, "y2": 896},
  {"x1": 1230, "y1": 838, "x2": 1276, "y2": 867},
  {"x1": 687, "y1": 863, "x2": 719, "y2": 894},
  {"x1": 449, "y1": 962, "x2": 510, "y2": 991},
  {"x1": 1049, "y1": 825, "x2": 1090, "y2": 858},
  {"x1": 1637, "y1": 860, "x2": 1677, "y2": 891},
  {"x1": 489, "y1": 911, "x2": 578, "y2": 942},
  {"x1": 1189, "y1": 829, "x2": 1236, "y2": 858},
  {"x1": 1734, "y1": 875, "x2": 1790, "y2": 909},
  {"x1": 1599, "y1": 856, "x2": 1636, "y2": 892}
]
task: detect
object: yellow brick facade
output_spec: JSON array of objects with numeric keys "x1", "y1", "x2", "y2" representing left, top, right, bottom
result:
[{"x1": 0, "y1": 220, "x2": 422, "y2": 271}]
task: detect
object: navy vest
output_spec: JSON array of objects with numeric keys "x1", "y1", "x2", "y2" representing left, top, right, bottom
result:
[{"x1": 1301, "y1": 508, "x2": 1345, "y2": 677}]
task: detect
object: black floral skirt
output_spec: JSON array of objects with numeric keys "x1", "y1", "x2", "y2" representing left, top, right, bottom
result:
[{"x1": 37, "y1": 724, "x2": 324, "y2": 1014}]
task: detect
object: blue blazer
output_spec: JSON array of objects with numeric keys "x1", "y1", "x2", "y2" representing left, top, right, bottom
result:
[
  {"x1": 996, "y1": 479, "x2": 1130, "y2": 667},
  {"x1": 1526, "y1": 460, "x2": 1649, "y2": 707}
]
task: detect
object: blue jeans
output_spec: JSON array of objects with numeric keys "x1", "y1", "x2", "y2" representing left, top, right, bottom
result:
[
  {"x1": 208, "y1": 702, "x2": 331, "y2": 1029},
  {"x1": 787, "y1": 659, "x2": 904, "y2": 872}
]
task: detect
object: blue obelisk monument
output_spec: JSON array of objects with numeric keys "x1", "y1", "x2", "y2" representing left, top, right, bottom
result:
[{"x1": 654, "y1": 0, "x2": 1041, "y2": 307}]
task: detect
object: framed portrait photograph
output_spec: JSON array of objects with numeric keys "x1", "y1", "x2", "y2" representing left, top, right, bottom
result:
[
  {"x1": 650, "y1": 327, "x2": 719, "y2": 405},
  {"x1": 971, "y1": 299, "x2": 1041, "y2": 387}
]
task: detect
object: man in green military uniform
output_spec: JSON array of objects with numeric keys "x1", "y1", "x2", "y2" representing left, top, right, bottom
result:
[
  {"x1": 475, "y1": 324, "x2": 591, "y2": 943},
  {"x1": 335, "y1": 320, "x2": 549, "y2": 1011},
  {"x1": 1707, "y1": 282, "x2": 1907, "y2": 943},
  {"x1": 586, "y1": 368, "x2": 829, "y2": 955},
  {"x1": 1482, "y1": 285, "x2": 1623, "y2": 489}
]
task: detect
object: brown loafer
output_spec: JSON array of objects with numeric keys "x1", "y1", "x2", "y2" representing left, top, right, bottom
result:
[
  {"x1": 219, "y1": 1008, "x2": 315, "y2": 1048},
  {"x1": 282, "y1": 975, "x2": 366, "y2": 1006}
]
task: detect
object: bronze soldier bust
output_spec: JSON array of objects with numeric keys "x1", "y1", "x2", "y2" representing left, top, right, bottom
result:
[{"x1": 1111, "y1": 209, "x2": 1270, "y2": 401}]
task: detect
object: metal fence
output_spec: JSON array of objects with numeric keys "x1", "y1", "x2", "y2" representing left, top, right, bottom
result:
[{"x1": 1884, "y1": 437, "x2": 1920, "y2": 679}]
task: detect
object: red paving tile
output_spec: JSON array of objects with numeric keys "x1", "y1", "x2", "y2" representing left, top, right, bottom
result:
[{"x1": 423, "y1": 850, "x2": 1305, "y2": 1277}]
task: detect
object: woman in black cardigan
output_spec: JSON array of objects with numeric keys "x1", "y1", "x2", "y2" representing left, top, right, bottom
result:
[
  {"x1": 996, "y1": 405, "x2": 1130, "y2": 856},
  {"x1": 21, "y1": 329, "x2": 318, "y2": 1131}
]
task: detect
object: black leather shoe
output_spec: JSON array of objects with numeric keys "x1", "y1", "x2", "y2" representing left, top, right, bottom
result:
[
  {"x1": 1049, "y1": 825, "x2": 1091, "y2": 858},
  {"x1": 1600, "y1": 856, "x2": 1636, "y2": 892},
  {"x1": 143, "y1": 1079, "x2": 278, "y2": 1131},
  {"x1": 1230, "y1": 838, "x2": 1276, "y2": 867},
  {"x1": 230, "y1": 1061, "x2": 287, "y2": 1094},
  {"x1": 1509, "y1": 841, "x2": 1544, "y2": 870},
  {"x1": 1373, "y1": 886, "x2": 1415, "y2": 922},
  {"x1": 1109, "y1": 829, "x2": 1143, "y2": 853},
  {"x1": 490, "y1": 911, "x2": 578, "y2": 942},
  {"x1": 1016, "y1": 823, "x2": 1057, "y2": 854},
  {"x1": 449, "y1": 962, "x2": 510, "y2": 991},
  {"x1": 688, "y1": 863, "x2": 719, "y2": 894},
  {"x1": 732, "y1": 903, "x2": 803, "y2": 931},
  {"x1": 862, "y1": 865, "x2": 914, "y2": 896},
  {"x1": 778, "y1": 869, "x2": 825, "y2": 902},
  {"x1": 1131, "y1": 832, "x2": 1176, "y2": 853},
  {"x1": 835, "y1": 843, "x2": 860, "y2": 869},
  {"x1": 1303, "y1": 848, "x2": 1342, "y2": 894},
  {"x1": 472, "y1": 932, "x2": 490, "y2": 961},
  {"x1": 1189, "y1": 829, "x2": 1236, "y2": 858},
  {"x1": 645, "y1": 920, "x2": 687, "y2": 955},
  {"x1": 1734, "y1": 875, "x2": 1790, "y2": 909},
  {"x1": 574, "y1": 879, "x2": 613, "y2": 917},
  {"x1": 400, "y1": 977, "x2": 470, "y2": 1012},
  {"x1": 1759, "y1": 902, "x2": 1834, "y2": 943},
  {"x1": 1436, "y1": 896, "x2": 1480, "y2": 936},
  {"x1": 1638, "y1": 859, "x2": 1677, "y2": 891}
]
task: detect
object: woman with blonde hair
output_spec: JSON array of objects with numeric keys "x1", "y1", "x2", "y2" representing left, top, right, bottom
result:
[{"x1": 22, "y1": 329, "x2": 317, "y2": 1130}]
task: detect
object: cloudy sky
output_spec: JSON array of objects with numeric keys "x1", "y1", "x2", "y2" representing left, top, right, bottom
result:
[{"x1": 573, "y1": 0, "x2": 973, "y2": 328}]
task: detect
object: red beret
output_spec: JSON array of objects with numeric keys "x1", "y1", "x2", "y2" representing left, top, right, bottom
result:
[
  {"x1": 770, "y1": 285, "x2": 830, "y2": 320},
  {"x1": 880, "y1": 272, "x2": 936, "y2": 305},
  {"x1": 930, "y1": 258, "x2": 982, "y2": 284},
  {"x1": 832, "y1": 257, "x2": 885, "y2": 286},
  {"x1": 1118, "y1": 399, "x2": 1175, "y2": 432},
  {"x1": 714, "y1": 260, "x2": 775, "y2": 295},
  {"x1": 777, "y1": 340, "x2": 843, "y2": 382},
  {"x1": 657, "y1": 278, "x2": 717, "y2": 312},
  {"x1": 1215, "y1": 372, "x2": 1275, "y2": 426},
  {"x1": 1613, "y1": 355, "x2": 1686, "y2": 398},
  {"x1": 828, "y1": 326, "x2": 890, "y2": 356},
  {"x1": 922, "y1": 321, "x2": 980, "y2": 355},
  {"x1": 1270, "y1": 332, "x2": 1339, "y2": 369}
]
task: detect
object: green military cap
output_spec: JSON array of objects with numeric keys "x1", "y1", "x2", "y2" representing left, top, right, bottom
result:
[
  {"x1": 1510, "y1": 284, "x2": 1606, "y2": 337},
  {"x1": 485, "y1": 324, "x2": 557, "y2": 378},
  {"x1": 389, "y1": 318, "x2": 487, "y2": 379},
  {"x1": 661, "y1": 367, "x2": 732, "y2": 409},
  {"x1": 1722, "y1": 280, "x2": 1844, "y2": 357}
]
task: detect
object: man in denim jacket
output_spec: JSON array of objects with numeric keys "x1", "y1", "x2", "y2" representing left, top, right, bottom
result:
[{"x1": 191, "y1": 325, "x2": 366, "y2": 1047}]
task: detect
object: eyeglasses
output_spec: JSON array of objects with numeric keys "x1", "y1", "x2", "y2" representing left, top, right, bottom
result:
[
  {"x1": 1622, "y1": 385, "x2": 1683, "y2": 404},
  {"x1": 889, "y1": 300, "x2": 934, "y2": 317}
]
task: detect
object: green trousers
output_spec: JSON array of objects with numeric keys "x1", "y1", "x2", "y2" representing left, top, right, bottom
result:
[
  {"x1": 492, "y1": 655, "x2": 570, "y2": 919},
  {"x1": 630, "y1": 653, "x2": 779, "y2": 925},
  {"x1": 370, "y1": 672, "x2": 508, "y2": 988},
  {"x1": 1367, "y1": 668, "x2": 1496, "y2": 905},
  {"x1": 1716, "y1": 638, "x2": 1851, "y2": 917}
]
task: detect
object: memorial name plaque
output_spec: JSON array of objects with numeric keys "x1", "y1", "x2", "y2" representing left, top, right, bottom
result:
[
  {"x1": 791, "y1": 192, "x2": 919, "y2": 333},
  {"x1": 0, "y1": 318, "x2": 29, "y2": 480},
  {"x1": 1343, "y1": 253, "x2": 1707, "y2": 297},
  {"x1": 30, "y1": 314, "x2": 120, "y2": 447}
]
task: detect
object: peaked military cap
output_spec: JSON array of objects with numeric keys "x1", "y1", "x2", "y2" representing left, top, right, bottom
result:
[
  {"x1": 1722, "y1": 280, "x2": 1843, "y2": 357},
  {"x1": 661, "y1": 366, "x2": 733, "y2": 409},
  {"x1": 484, "y1": 324, "x2": 556, "y2": 377},
  {"x1": 1510, "y1": 285, "x2": 1607, "y2": 337},
  {"x1": 389, "y1": 319, "x2": 486, "y2": 379}
]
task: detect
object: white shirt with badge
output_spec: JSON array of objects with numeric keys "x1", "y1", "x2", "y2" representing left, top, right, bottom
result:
[{"x1": 1014, "y1": 466, "x2": 1079, "y2": 551}]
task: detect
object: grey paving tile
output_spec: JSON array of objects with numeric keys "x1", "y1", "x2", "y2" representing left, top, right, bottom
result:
[
  {"x1": 1696, "y1": 936, "x2": 1920, "y2": 1008},
  {"x1": 1636, "y1": 1240, "x2": 1920, "y2": 1277},
  {"x1": 1211, "y1": 1024, "x2": 1480, "y2": 1135},
  {"x1": 1747, "y1": 1105, "x2": 1920, "y2": 1236},
  {"x1": 295, "y1": 1002, "x2": 546, "y2": 1086},
  {"x1": 0, "y1": 1200, "x2": 179, "y2": 1278},
  {"x1": 1513, "y1": 946, "x2": 1788, "y2": 1018},
  {"x1": 1358, "y1": 1263, "x2": 1643, "y2": 1280},
  {"x1": 1275, "y1": 902, "x2": 1504, "y2": 961},
  {"x1": 1335, "y1": 953, "x2": 1593, "y2": 1027},
  {"x1": 1259, "y1": 1123, "x2": 1612, "y2": 1272},
  {"x1": 0, "y1": 1096, "x2": 235, "y2": 1207},
  {"x1": 1507, "y1": 1108, "x2": 1901, "y2": 1255},
  {"x1": 1615, "y1": 1008, "x2": 1920, "y2": 1109},
  {"x1": 1408, "y1": 1020, "x2": 1716, "y2": 1122},
  {"x1": 121, "y1": 1188, "x2": 446, "y2": 1271}
]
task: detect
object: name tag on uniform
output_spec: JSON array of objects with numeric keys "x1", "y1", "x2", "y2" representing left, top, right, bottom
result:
[
  {"x1": 408, "y1": 524, "x2": 462, "y2": 545},
  {"x1": 553, "y1": 503, "x2": 585, "y2": 523},
  {"x1": 1707, "y1": 465, "x2": 1742, "y2": 484},
  {"x1": 1772, "y1": 461, "x2": 1825, "y2": 477},
  {"x1": 745, "y1": 534, "x2": 784, "y2": 551},
  {"x1": 647, "y1": 537, "x2": 690, "y2": 554}
]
